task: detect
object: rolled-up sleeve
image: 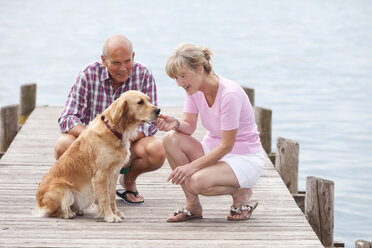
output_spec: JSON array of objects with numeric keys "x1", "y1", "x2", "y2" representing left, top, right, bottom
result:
[
  {"x1": 138, "y1": 67, "x2": 158, "y2": 136},
  {"x1": 137, "y1": 122, "x2": 157, "y2": 137},
  {"x1": 58, "y1": 73, "x2": 90, "y2": 133}
]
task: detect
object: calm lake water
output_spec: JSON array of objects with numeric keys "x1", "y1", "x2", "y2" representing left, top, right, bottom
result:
[{"x1": 1, "y1": 0, "x2": 372, "y2": 246}]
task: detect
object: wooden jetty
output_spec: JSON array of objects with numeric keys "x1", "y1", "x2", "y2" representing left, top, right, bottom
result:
[{"x1": 0, "y1": 106, "x2": 323, "y2": 248}]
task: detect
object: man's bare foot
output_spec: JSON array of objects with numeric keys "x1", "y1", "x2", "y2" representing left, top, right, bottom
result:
[{"x1": 118, "y1": 175, "x2": 144, "y2": 203}]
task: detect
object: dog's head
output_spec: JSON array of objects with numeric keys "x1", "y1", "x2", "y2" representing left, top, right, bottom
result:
[{"x1": 109, "y1": 90, "x2": 160, "y2": 127}]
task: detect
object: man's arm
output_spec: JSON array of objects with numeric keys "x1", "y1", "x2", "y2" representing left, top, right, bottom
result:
[
  {"x1": 58, "y1": 70, "x2": 91, "y2": 134},
  {"x1": 138, "y1": 66, "x2": 158, "y2": 137},
  {"x1": 67, "y1": 124, "x2": 86, "y2": 138}
]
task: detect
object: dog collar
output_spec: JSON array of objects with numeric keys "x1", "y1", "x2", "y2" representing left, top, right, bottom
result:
[{"x1": 101, "y1": 115, "x2": 122, "y2": 140}]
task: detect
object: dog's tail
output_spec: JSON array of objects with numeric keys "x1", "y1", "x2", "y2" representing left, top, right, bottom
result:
[
  {"x1": 32, "y1": 205, "x2": 49, "y2": 217},
  {"x1": 33, "y1": 181, "x2": 75, "y2": 218},
  {"x1": 33, "y1": 183, "x2": 51, "y2": 217}
]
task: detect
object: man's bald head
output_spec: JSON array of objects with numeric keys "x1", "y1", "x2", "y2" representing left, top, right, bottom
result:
[
  {"x1": 101, "y1": 35, "x2": 135, "y2": 85},
  {"x1": 102, "y1": 35, "x2": 133, "y2": 59}
]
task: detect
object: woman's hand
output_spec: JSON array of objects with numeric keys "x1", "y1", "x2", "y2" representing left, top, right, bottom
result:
[
  {"x1": 156, "y1": 114, "x2": 179, "y2": 132},
  {"x1": 167, "y1": 164, "x2": 197, "y2": 185}
]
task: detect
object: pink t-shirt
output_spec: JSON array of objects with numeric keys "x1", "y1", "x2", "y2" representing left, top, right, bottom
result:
[{"x1": 184, "y1": 75, "x2": 262, "y2": 154}]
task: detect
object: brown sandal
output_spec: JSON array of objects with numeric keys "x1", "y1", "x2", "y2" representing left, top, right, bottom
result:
[
  {"x1": 227, "y1": 200, "x2": 258, "y2": 221},
  {"x1": 167, "y1": 208, "x2": 203, "y2": 222}
]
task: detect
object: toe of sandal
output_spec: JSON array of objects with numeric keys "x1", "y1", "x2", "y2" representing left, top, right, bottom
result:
[{"x1": 227, "y1": 200, "x2": 258, "y2": 221}]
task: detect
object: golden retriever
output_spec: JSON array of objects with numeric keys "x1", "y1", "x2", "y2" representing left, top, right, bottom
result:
[{"x1": 34, "y1": 90, "x2": 160, "y2": 223}]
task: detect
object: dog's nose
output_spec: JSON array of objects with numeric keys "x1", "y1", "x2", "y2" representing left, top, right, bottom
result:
[{"x1": 155, "y1": 108, "x2": 161, "y2": 115}]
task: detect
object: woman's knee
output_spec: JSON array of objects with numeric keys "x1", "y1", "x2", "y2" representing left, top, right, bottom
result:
[
  {"x1": 186, "y1": 173, "x2": 208, "y2": 195},
  {"x1": 162, "y1": 131, "x2": 180, "y2": 151}
]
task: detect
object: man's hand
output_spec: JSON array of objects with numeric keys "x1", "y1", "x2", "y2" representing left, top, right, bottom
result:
[
  {"x1": 67, "y1": 124, "x2": 86, "y2": 138},
  {"x1": 130, "y1": 132, "x2": 145, "y2": 143}
]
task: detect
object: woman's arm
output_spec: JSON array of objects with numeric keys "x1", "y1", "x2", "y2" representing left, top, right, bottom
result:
[{"x1": 156, "y1": 112, "x2": 198, "y2": 135}]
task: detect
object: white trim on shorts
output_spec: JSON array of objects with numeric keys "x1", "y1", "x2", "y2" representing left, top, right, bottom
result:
[{"x1": 201, "y1": 142, "x2": 265, "y2": 188}]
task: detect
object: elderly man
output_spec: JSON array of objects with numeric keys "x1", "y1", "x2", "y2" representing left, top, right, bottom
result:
[{"x1": 55, "y1": 34, "x2": 165, "y2": 204}]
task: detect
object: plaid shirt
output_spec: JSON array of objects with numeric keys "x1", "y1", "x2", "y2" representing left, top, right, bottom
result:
[{"x1": 58, "y1": 61, "x2": 158, "y2": 136}]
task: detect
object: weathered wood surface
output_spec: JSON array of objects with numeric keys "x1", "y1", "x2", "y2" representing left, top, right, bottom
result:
[
  {"x1": 0, "y1": 104, "x2": 19, "y2": 155},
  {"x1": 275, "y1": 137, "x2": 299, "y2": 194},
  {"x1": 305, "y1": 176, "x2": 334, "y2": 247},
  {"x1": 356, "y1": 240, "x2": 372, "y2": 248},
  {"x1": 19, "y1": 83, "x2": 37, "y2": 125},
  {"x1": 241, "y1": 86, "x2": 255, "y2": 107},
  {"x1": 254, "y1": 106, "x2": 272, "y2": 155},
  {"x1": 0, "y1": 106, "x2": 323, "y2": 248}
]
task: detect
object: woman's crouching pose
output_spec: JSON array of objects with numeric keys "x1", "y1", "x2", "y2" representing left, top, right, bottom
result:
[{"x1": 156, "y1": 43, "x2": 264, "y2": 222}]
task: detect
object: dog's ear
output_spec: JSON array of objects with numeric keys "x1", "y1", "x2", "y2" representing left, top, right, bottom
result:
[{"x1": 110, "y1": 98, "x2": 128, "y2": 125}]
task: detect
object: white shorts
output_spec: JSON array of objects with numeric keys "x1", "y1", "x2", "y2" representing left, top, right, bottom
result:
[{"x1": 201, "y1": 142, "x2": 265, "y2": 188}]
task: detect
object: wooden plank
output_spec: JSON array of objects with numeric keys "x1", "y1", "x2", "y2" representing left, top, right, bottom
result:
[
  {"x1": 0, "y1": 106, "x2": 323, "y2": 247},
  {"x1": 0, "y1": 239, "x2": 323, "y2": 248}
]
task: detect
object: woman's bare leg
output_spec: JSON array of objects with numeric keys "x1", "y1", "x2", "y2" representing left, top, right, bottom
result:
[
  {"x1": 162, "y1": 131, "x2": 205, "y2": 220},
  {"x1": 164, "y1": 131, "x2": 255, "y2": 220},
  {"x1": 185, "y1": 161, "x2": 254, "y2": 220}
]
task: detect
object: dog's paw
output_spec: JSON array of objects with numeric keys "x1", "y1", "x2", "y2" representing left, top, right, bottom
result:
[
  {"x1": 112, "y1": 214, "x2": 122, "y2": 223},
  {"x1": 114, "y1": 210, "x2": 125, "y2": 219},
  {"x1": 104, "y1": 214, "x2": 122, "y2": 223},
  {"x1": 63, "y1": 211, "x2": 76, "y2": 219}
]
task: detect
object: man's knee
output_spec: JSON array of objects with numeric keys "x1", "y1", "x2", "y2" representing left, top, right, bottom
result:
[
  {"x1": 147, "y1": 138, "x2": 165, "y2": 169},
  {"x1": 54, "y1": 134, "x2": 76, "y2": 160}
]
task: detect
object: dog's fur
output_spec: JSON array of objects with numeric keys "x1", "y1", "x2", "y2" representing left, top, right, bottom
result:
[{"x1": 34, "y1": 90, "x2": 160, "y2": 222}]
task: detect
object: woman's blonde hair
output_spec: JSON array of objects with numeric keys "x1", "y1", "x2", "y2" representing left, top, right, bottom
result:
[{"x1": 166, "y1": 43, "x2": 213, "y2": 78}]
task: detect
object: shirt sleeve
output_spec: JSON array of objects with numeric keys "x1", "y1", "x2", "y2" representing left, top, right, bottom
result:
[
  {"x1": 220, "y1": 91, "x2": 242, "y2": 130},
  {"x1": 138, "y1": 67, "x2": 158, "y2": 136},
  {"x1": 58, "y1": 72, "x2": 91, "y2": 133}
]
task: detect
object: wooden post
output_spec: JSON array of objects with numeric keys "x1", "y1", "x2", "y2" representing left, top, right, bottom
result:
[
  {"x1": 241, "y1": 86, "x2": 272, "y2": 154},
  {"x1": 275, "y1": 137, "x2": 299, "y2": 194},
  {"x1": 0, "y1": 104, "x2": 19, "y2": 155},
  {"x1": 305, "y1": 176, "x2": 334, "y2": 247},
  {"x1": 254, "y1": 106, "x2": 272, "y2": 154},
  {"x1": 268, "y1": 152, "x2": 276, "y2": 164},
  {"x1": 355, "y1": 240, "x2": 372, "y2": 248},
  {"x1": 241, "y1": 86, "x2": 255, "y2": 107},
  {"x1": 19, "y1": 83, "x2": 37, "y2": 125},
  {"x1": 293, "y1": 191, "x2": 305, "y2": 213},
  {"x1": 333, "y1": 241, "x2": 345, "y2": 247}
]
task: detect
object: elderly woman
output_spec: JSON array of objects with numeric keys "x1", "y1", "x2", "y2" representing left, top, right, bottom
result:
[{"x1": 156, "y1": 43, "x2": 264, "y2": 222}]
